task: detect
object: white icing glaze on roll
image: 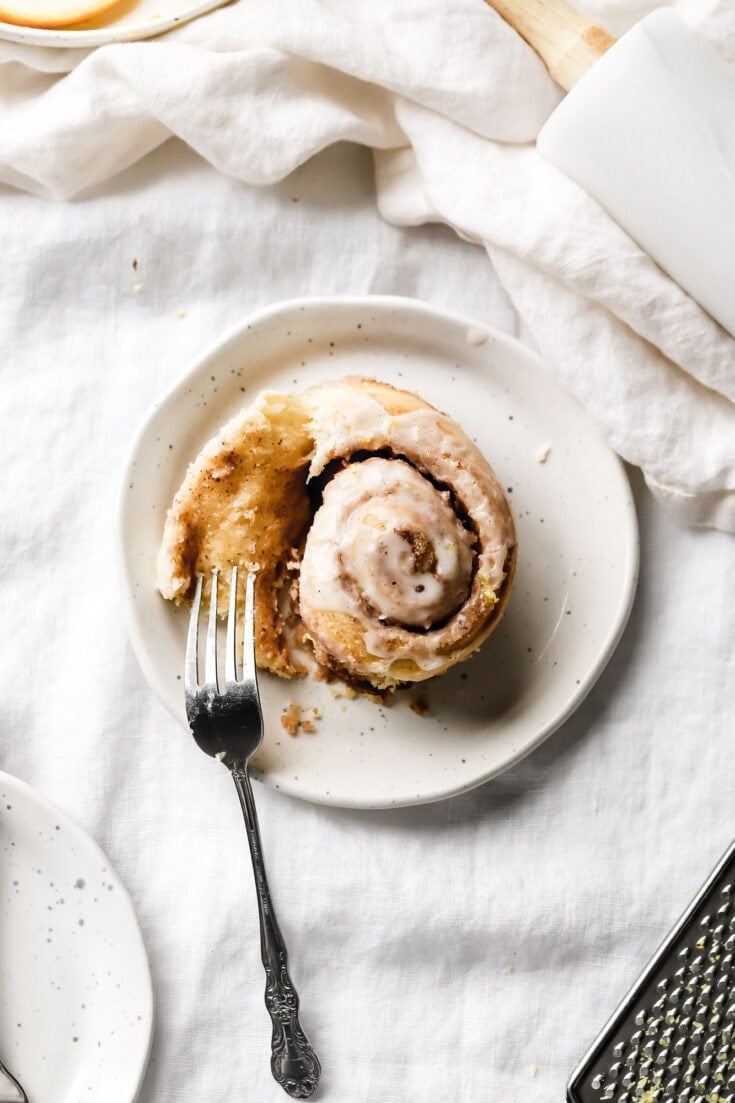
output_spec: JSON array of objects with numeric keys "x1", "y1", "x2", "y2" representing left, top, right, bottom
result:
[
  {"x1": 303, "y1": 383, "x2": 513, "y2": 590},
  {"x1": 298, "y1": 380, "x2": 516, "y2": 685},
  {"x1": 300, "y1": 457, "x2": 475, "y2": 635}
]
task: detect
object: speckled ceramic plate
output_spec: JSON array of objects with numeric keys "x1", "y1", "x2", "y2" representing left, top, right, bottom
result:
[
  {"x1": 119, "y1": 295, "x2": 638, "y2": 809},
  {"x1": 0, "y1": 772, "x2": 153, "y2": 1102},
  {"x1": 0, "y1": 0, "x2": 228, "y2": 47}
]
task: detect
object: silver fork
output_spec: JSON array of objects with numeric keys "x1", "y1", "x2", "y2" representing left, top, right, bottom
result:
[{"x1": 185, "y1": 566, "x2": 321, "y2": 1100}]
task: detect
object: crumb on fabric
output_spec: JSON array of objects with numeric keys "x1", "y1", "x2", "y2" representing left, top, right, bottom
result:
[
  {"x1": 534, "y1": 443, "x2": 551, "y2": 463},
  {"x1": 529, "y1": 1064, "x2": 538, "y2": 1078},
  {"x1": 133, "y1": 282, "x2": 143, "y2": 294}
]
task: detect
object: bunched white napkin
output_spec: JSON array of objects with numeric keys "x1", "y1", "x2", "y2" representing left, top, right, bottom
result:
[{"x1": 1, "y1": 0, "x2": 733, "y2": 529}]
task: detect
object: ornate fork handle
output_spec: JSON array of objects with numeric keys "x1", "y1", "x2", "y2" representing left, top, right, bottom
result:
[{"x1": 233, "y1": 768, "x2": 321, "y2": 1099}]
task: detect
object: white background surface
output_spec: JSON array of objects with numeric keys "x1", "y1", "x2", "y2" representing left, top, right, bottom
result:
[{"x1": 0, "y1": 138, "x2": 733, "y2": 1101}]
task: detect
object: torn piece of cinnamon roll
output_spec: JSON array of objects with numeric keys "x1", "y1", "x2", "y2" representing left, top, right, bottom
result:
[{"x1": 157, "y1": 376, "x2": 516, "y2": 693}]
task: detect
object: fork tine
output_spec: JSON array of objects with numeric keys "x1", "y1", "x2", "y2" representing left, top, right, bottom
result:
[
  {"x1": 242, "y1": 570, "x2": 257, "y2": 683},
  {"x1": 185, "y1": 574, "x2": 203, "y2": 690},
  {"x1": 225, "y1": 565, "x2": 239, "y2": 685},
  {"x1": 204, "y1": 569, "x2": 219, "y2": 688}
]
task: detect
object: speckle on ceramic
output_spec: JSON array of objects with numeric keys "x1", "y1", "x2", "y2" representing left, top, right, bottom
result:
[{"x1": 119, "y1": 296, "x2": 638, "y2": 810}]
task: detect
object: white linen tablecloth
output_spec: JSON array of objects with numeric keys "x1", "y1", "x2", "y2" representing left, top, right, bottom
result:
[
  {"x1": 2, "y1": 0, "x2": 735, "y2": 530},
  {"x1": 1, "y1": 139, "x2": 733, "y2": 1102}
]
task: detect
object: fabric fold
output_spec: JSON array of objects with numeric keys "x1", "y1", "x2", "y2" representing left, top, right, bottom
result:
[{"x1": 1, "y1": 0, "x2": 733, "y2": 528}]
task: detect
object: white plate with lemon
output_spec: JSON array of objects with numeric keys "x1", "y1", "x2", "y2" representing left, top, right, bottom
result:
[{"x1": 0, "y1": 0, "x2": 228, "y2": 47}]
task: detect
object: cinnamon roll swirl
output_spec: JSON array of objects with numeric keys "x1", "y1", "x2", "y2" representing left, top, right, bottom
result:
[{"x1": 157, "y1": 376, "x2": 516, "y2": 692}]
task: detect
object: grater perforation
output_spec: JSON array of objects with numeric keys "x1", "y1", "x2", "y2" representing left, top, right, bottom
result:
[{"x1": 568, "y1": 842, "x2": 735, "y2": 1103}]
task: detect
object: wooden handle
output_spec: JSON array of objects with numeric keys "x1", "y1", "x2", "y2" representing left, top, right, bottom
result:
[{"x1": 484, "y1": 0, "x2": 616, "y2": 90}]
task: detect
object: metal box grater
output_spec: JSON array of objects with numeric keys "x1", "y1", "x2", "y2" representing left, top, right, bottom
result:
[{"x1": 568, "y1": 840, "x2": 735, "y2": 1103}]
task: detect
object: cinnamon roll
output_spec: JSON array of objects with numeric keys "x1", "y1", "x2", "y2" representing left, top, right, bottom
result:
[{"x1": 157, "y1": 376, "x2": 516, "y2": 692}]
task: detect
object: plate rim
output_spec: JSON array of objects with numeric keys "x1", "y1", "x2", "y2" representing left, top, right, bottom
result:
[
  {"x1": 0, "y1": 0, "x2": 227, "y2": 47},
  {"x1": 118, "y1": 293, "x2": 639, "y2": 809},
  {"x1": 0, "y1": 768, "x2": 155, "y2": 1101}
]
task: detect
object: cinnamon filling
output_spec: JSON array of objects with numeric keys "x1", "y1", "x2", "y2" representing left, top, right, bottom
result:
[
  {"x1": 299, "y1": 456, "x2": 476, "y2": 638},
  {"x1": 397, "y1": 529, "x2": 437, "y2": 575}
]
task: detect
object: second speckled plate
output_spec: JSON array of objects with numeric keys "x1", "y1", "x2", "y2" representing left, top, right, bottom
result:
[
  {"x1": 119, "y1": 296, "x2": 638, "y2": 809},
  {"x1": 0, "y1": 771, "x2": 153, "y2": 1102}
]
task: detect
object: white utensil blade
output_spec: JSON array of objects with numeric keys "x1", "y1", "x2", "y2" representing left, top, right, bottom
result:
[{"x1": 537, "y1": 8, "x2": 735, "y2": 338}]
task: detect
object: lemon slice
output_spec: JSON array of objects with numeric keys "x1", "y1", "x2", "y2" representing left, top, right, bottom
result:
[{"x1": 0, "y1": 0, "x2": 125, "y2": 28}]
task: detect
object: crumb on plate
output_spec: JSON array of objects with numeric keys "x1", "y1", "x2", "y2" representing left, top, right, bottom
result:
[
  {"x1": 410, "y1": 694, "x2": 430, "y2": 717},
  {"x1": 280, "y1": 702, "x2": 321, "y2": 736}
]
